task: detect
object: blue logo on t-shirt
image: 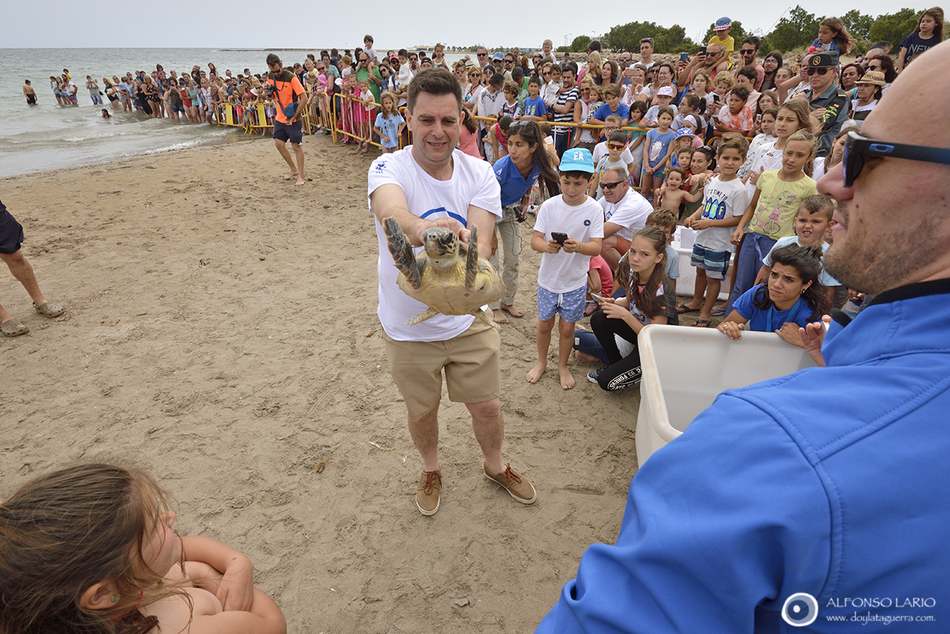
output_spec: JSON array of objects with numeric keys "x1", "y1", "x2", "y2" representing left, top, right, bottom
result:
[
  {"x1": 420, "y1": 207, "x2": 467, "y2": 227},
  {"x1": 584, "y1": 219, "x2": 591, "y2": 226}
]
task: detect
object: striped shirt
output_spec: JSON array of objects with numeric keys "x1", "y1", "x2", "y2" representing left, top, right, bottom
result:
[{"x1": 552, "y1": 86, "x2": 579, "y2": 132}]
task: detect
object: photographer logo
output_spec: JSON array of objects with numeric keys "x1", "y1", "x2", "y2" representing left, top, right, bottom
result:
[{"x1": 782, "y1": 592, "x2": 820, "y2": 628}]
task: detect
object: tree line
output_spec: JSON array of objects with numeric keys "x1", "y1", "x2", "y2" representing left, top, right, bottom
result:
[{"x1": 564, "y1": 6, "x2": 944, "y2": 56}]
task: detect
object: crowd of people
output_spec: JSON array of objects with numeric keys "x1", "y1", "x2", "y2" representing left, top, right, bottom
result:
[{"x1": 3, "y1": 8, "x2": 950, "y2": 634}]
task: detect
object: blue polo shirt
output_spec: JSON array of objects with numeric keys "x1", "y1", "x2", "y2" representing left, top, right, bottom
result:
[
  {"x1": 733, "y1": 284, "x2": 815, "y2": 332},
  {"x1": 593, "y1": 102, "x2": 630, "y2": 121},
  {"x1": 492, "y1": 155, "x2": 541, "y2": 207},
  {"x1": 538, "y1": 278, "x2": 950, "y2": 632}
]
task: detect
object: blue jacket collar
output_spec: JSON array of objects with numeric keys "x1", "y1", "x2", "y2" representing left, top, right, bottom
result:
[{"x1": 824, "y1": 278, "x2": 950, "y2": 366}]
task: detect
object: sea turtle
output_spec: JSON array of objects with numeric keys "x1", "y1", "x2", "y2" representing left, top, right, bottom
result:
[{"x1": 383, "y1": 217, "x2": 505, "y2": 325}]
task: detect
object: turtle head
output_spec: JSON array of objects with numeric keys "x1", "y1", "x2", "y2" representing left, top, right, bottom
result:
[{"x1": 422, "y1": 227, "x2": 459, "y2": 268}]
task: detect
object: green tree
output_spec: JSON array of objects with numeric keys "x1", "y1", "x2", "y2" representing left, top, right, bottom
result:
[
  {"x1": 570, "y1": 35, "x2": 592, "y2": 52},
  {"x1": 761, "y1": 5, "x2": 820, "y2": 52},
  {"x1": 868, "y1": 8, "x2": 919, "y2": 47},
  {"x1": 701, "y1": 20, "x2": 749, "y2": 47},
  {"x1": 605, "y1": 20, "x2": 697, "y2": 53},
  {"x1": 842, "y1": 9, "x2": 874, "y2": 41}
]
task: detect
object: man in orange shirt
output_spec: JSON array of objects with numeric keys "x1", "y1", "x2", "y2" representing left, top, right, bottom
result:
[{"x1": 265, "y1": 53, "x2": 308, "y2": 185}]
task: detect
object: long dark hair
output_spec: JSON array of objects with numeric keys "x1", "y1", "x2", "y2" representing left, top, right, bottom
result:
[
  {"x1": 506, "y1": 120, "x2": 560, "y2": 197},
  {"x1": 867, "y1": 55, "x2": 897, "y2": 83},
  {"x1": 753, "y1": 244, "x2": 827, "y2": 320},
  {"x1": 625, "y1": 226, "x2": 668, "y2": 320},
  {"x1": 0, "y1": 464, "x2": 189, "y2": 634}
]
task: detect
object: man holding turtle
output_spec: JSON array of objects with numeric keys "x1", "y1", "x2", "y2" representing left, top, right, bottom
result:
[{"x1": 367, "y1": 68, "x2": 537, "y2": 516}]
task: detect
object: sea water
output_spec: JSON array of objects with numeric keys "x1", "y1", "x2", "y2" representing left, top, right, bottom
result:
[{"x1": 0, "y1": 48, "x2": 475, "y2": 178}]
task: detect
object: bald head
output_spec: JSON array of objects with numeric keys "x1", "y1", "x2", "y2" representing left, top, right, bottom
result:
[{"x1": 819, "y1": 40, "x2": 950, "y2": 294}]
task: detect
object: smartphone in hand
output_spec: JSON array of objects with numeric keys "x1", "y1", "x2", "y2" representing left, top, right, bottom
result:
[{"x1": 551, "y1": 231, "x2": 568, "y2": 245}]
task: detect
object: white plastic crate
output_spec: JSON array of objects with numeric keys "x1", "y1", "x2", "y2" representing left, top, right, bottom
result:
[{"x1": 635, "y1": 324, "x2": 816, "y2": 466}]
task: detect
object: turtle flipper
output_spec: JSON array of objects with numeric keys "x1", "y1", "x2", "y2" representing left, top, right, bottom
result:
[
  {"x1": 384, "y1": 217, "x2": 422, "y2": 289},
  {"x1": 409, "y1": 307, "x2": 439, "y2": 325},
  {"x1": 464, "y1": 225, "x2": 479, "y2": 289}
]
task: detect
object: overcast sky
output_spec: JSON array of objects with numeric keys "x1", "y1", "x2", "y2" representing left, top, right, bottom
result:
[{"x1": 0, "y1": 1, "x2": 920, "y2": 49}]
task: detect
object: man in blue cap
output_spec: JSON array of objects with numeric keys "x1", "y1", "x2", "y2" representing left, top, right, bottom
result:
[
  {"x1": 538, "y1": 40, "x2": 950, "y2": 632},
  {"x1": 804, "y1": 51, "x2": 850, "y2": 157}
]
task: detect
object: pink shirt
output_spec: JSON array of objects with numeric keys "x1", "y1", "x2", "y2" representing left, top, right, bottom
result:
[
  {"x1": 458, "y1": 126, "x2": 481, "y2": 159},
  {"x1": 589, "y1": 255, "x2": 614, "y2": 298}
]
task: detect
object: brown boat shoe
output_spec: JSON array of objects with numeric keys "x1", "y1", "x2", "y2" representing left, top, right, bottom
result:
[
  {"x1": 484, "y1": 463, "x2": 537, "y2": 505},
  {"x1": 416, "y1": 470, "x2": 442, "y2": 516}
]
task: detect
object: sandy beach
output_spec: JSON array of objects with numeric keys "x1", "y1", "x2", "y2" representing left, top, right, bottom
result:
[{"x1": 0, "y1": 133, "x2": 642, "y2": 632}]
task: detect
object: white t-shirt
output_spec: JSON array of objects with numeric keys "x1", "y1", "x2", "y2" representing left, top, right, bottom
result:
[
  {"x1": 695, "y1": 176, "x2": 750, "y2": 253},
  {"x1": 643, "y1": 104, "x2": 678, "y2": 126},
  {"x1": 592, "y1": 141, "x2": 635, "y2": 168},
  {"x1": 395, "y1": 66, "x2": 414, "y2": 105},
  {"x1": 477, "y1": 87, "x2": 505, "y2": 119},
  {"x1": 741, "y1": 139, "x2": 783, "y2": 184},
  {"x1": 533, "y1": 195, "x2": 604, "y2": 293},
  {"x1": 599, "y1": 188, "x2": 653, "y2": 241},
  {"x1": 542, "y1": 80, "x2": 561, "y2": 107},
  {"x1": 368, "y1": 147, "x2": 502, "y2": 342}
]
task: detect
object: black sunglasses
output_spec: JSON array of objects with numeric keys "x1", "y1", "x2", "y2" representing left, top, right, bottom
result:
[
  {"x1": 477, "y1": 53, "x2": 487, "y2": 57},
  {"x1": 806, "y1": 67, "x2": 829, "y2": 76},
  {"x1": 843, "y1": 131, "x2": 950, "y2": 187},
  {"x1": 601, "y1": 180, "x2": 625, "y2": 190}
]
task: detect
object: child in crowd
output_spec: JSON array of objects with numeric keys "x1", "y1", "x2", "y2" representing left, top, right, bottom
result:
[
  {"x1": 642, "y1": 86, "x2": 677, "y2": 126},
  {"x1": 373, "y1": 91, "x2": 405, "y2": 154},
  {"x1": 501, "y1": 81, "x2": 521, "y2": 118},
  {"x1": 679, "y1": 145, "x2": 715, "y2": 223},
  {"x1": 755, "y1": 91, "x2": 778, "y2": 120},
  {"x1": 715, "y1": 86, "x2": 754, "y2": 136},
  {"x1": 673, "y1": 146, "x2": 694, "y2": 170},
  {"x1": 748, "y1": 107, "x2": 777, "y2": 158},
  {"x1": 655, "y1": 167, "x2": 702, "y2": 215},
  {"x1": 589, "y1": 130, "x2": 634, "y2": 197},
  {"x1": 667, "y1": 130, "x2": 695, "y2": 168},
  {"x1": 358, "y1": 81, "x2": 375, "y2": 153},
  {"x1": 740, "y1": 100, "x2": 811, "y2": 184},
  {"x1": 896, "y1": 7, "x2": 943, "y2": 72},
  {"x1": 0, "y1": 463, "x2": 286, "y2": 633},
  {"x1": 575, "y1": 84, "x2": 602, "y2": 151},
  {"x1": 586, "y1": 226, "x2": 668, "y2": 391},
  {"x1": 718, "y1": 244, "x2": 827, "y2": 339},
  {"x1": 730, "y1": 129, "x2": 819, "y2": 310},
  {"x1": 585, "y1": 254, "x2": 614, "y2": 316},
  {"x1": 680, "y1": 137, "x2": 751, "y2": 327},
  {"x1": 489, "y1": 115, "x2": 513, "y2": 164},
  {"x1": 591, "y1": 85, "x2": 630, "y2": 125},
  {"x1": 529, "y1": 148, "x2": 604, "y2": 391},
  {"x1": 640, "y1": 107, "x2": 676, "y2": 199},
  {"x1": 458, "y1": 108, "x2": 481, "y2": 159},
  {"x1": 644, "y1": 208, "x2": 680, "y2": 324},
  {"x1": 522, "y1": 77, "x2": 547, "y2": 120},
  {"x1": 672, "y1": 94, "x2": 703, "y2": 132},
  {"x1": 754, "y1": 194, "x2": 841, "y2": 306},
  {"x1": 809, "y1": 16, "x2": 853, "y2": 55}
]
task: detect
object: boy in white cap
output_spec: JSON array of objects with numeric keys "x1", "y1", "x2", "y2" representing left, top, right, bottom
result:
[
  {"x1": 528, "y1": 148, "x2": 604, "y2": 390},
  {"x1": 709, "y1": 17, "x2": 735, "y2": 54},
  {"x1": 642, "y1": 85, "x2": 678, "y2": 126}
]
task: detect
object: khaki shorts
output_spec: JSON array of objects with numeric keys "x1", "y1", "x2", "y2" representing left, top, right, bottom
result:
[{"x1": 383, "y1": 319, "x2": 500, "y2": 419}]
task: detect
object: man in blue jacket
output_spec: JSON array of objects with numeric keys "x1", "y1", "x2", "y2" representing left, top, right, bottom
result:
[{"x1": 539, "y1": 40, "x2": 950, "y2": 633}]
